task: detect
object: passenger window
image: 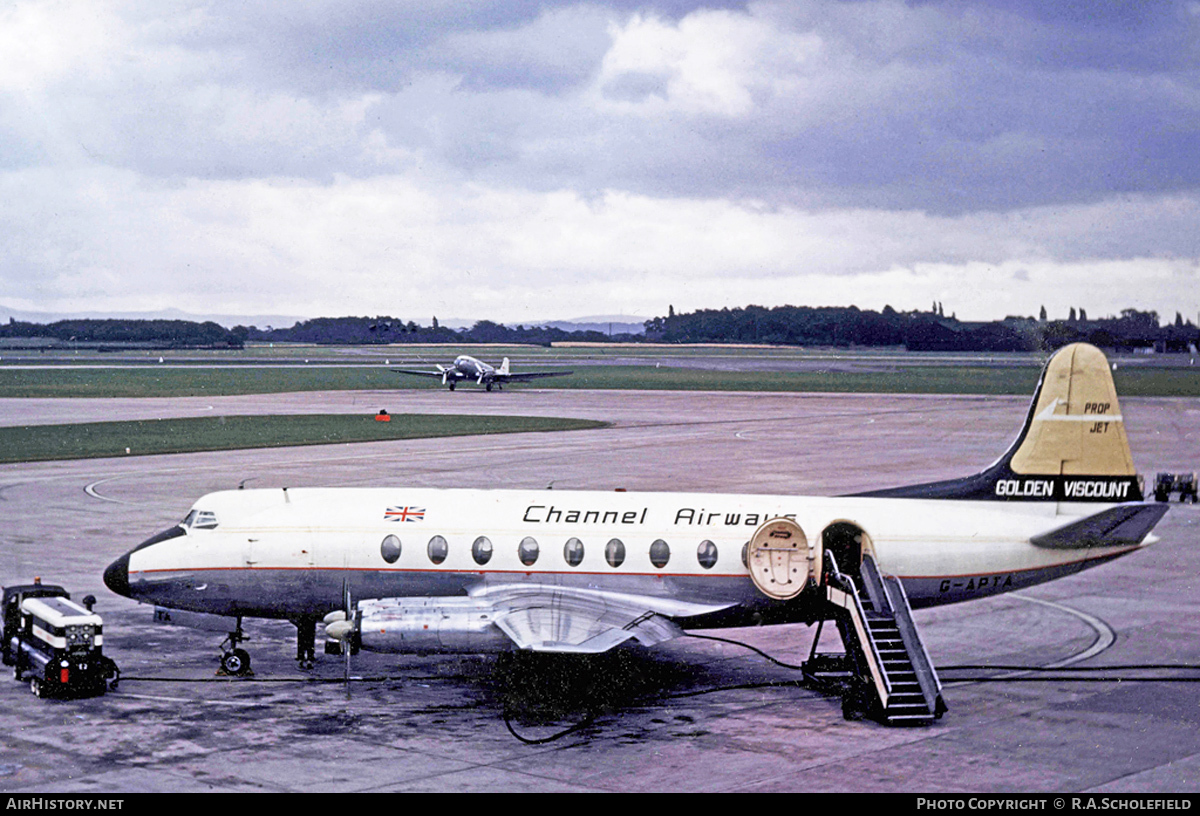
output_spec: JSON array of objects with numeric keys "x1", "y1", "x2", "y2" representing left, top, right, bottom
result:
[
  {"x1": 741, "y1": 541, "x2": 749, "y2": 568},
  {"x1": 564, "y1": 537, "x2": 584, "y2": 567},
  {"x1": 519, "y1": 536, "x2": 539, "y2": 566},
  {"x1": 605, "y1": 538, "x2": 625, "y2": 568},
  {"x1": 472, "y1": 536, "x2": 492, "y2": 566},
  {"x1": 697, "y1": 540, "x2": 718, "y2": 569},
  {"x1": 380, "y1": 535, "x2": 401, "y2": 564},
  {"x1": 649, "y1": 539, "x2": 670, "y2": 569},
  {"x1": 427, "y1": 535, "x2": 449, "y2": 565}
]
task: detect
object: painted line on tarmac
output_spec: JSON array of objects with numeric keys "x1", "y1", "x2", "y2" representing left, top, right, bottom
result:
[
  {"x1": 1012, "y1": 594, "x2": 1117, "y2": 667},
  {"x1": 113, "y1": 692, "x2": 266, "y2": 707},
  {"x1": 942, "y1": 594, "x2": 1118, "y2": 689}
]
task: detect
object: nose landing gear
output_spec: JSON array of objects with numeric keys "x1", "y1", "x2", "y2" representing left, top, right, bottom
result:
[{"x1": 217, "y1": 618, "x2": 253, "y2": 677}]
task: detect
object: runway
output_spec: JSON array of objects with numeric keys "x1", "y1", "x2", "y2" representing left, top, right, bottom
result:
[{"x1": 1, "y1": 388, "x2": 1198, "y2": 793}]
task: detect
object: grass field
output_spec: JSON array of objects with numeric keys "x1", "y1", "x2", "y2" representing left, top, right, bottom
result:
[
  {"x1": 0, "y1": 414, "x2": 607, "y2": 464},
  {"x1": 1, "y1": 360, "x2": 1197, "y2": 397}
]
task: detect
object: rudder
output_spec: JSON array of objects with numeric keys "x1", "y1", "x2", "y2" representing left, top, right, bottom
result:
[
  {"x1": 1009, "y1": 343, "x2": 1135, "y2": 480},
  {"x1": 858, "y1": 343, "x2": 1143, "y2": 502}
]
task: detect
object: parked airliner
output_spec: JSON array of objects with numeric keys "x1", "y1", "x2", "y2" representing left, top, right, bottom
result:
[
  {"x1": 103, "y1": 344, "x2": 1167, "y2": 722},
  {"x1": 393, "y1": 355, "x2": 572, "y2": 391}
]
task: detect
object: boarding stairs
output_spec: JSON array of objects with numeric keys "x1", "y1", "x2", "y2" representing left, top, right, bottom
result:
[{"x1": 803, "y1": 553, "x2": 945, "y2": 726}]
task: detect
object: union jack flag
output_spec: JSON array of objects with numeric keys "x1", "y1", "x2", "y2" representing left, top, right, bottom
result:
[{"x1": 385, "y1": 506, "x2": 426, "y2": 522}]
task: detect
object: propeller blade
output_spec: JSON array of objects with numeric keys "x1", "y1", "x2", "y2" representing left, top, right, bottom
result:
[{"x1": 341, "y1": 580, "x2": 354, "y2": 699}]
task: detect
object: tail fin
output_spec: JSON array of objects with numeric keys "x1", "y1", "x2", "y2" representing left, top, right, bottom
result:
[
  {"x1": 499, "y1": 357, "x2": 511, "y2": 375},
  {"x1": 860, "y1": 343, "x2": 1143, "y2": 502}
]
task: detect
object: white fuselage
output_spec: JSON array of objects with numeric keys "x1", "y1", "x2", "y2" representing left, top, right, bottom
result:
[
  {"x1": 119, "y1": 486, "x2": 1143, "y2": 623},
  {"x1": 454, "y1": 356, "x2": 492, "y2": 380}
]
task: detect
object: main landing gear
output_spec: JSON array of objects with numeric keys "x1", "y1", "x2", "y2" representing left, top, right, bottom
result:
[
  {"x1": 217, "y1": 617, "x2": 253, "y2": 677},
  {"x1": 294, "y1": 617, "x2": 317, "y2": 670}
]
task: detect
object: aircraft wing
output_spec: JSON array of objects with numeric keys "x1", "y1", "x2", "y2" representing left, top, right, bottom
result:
[
  {"x1": 493, "y1": 370, "x2": 573, "y2": 383},
  {"x1": 391, "y1": 367, "x2": 464, "y2": 381},
  {"x1": 469, "y1": 585, "x2": 734, "y2": 653}
]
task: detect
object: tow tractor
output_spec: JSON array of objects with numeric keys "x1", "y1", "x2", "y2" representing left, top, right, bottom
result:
[
  {"x1": 2, "y1": 579, "x2": 120, "y2": 698},
  {"x1": 1155, "y1": 472, "x2": 1199, "y2": 503}
]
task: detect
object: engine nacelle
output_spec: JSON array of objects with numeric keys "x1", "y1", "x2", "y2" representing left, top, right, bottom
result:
[{"x1": 344, "y1": 597, "x2": 512, "y2": 654}]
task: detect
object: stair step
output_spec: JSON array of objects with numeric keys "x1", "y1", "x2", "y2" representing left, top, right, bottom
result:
[{"x1": 816, "y1": 560, "x2": 946, "y2": 727}]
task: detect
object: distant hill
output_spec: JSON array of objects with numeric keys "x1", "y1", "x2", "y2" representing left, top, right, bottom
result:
[
  {"x1": 0, "y1": 305, "x2": 308, "y2": 331},
  {"x1": 536, "y1": 316, "x2": 647, "y2": 335},
  {"x1": 0, "y1": 305, "x2": 646, "y2": 334}
]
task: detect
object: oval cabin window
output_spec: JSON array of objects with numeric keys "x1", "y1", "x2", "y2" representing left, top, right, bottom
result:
[
  {"x1": 605, "y1": 538, "x2": 625, "y2": 568},
  {"x1": 427, "y1": 535, "x2": 449, "y2": 565},
  {"x1": 697, "y1": 540, "x2": 718, "y2": 569},
  {"x1": 564, "y1": 537, "x2": 584, "y2": 567},
  {"x1": 649, "y1": 539, "x2": 670, "y2": 569},
  {"x1": 472, "y1": 536, "x2": 492, "y2": 566},
  {"x1": 519, "y1": 536, "x2": 540, "y2": 566},
  {"x1": 380, "y1": 535, "x2": 401, "y2": 564}
]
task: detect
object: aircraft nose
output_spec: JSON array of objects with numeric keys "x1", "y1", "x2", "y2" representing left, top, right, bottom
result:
[{"x1": 103, "y1": 553, "x2": 130, "y2": 597}]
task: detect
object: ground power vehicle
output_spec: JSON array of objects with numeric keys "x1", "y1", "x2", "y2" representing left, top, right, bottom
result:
[
  {"x1": 3, "y1": 581, "x2": 120, "y2": 698},
  {"x1": 1155, "y1": 472, "x2": 1198, "y2": 503}
]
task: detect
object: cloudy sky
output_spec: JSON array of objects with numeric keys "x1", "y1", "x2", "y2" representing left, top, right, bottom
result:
[{"x1": 2, "y1": 0, "x2": 1198, "y2": 327}]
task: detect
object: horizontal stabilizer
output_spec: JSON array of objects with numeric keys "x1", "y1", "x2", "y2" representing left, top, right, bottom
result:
[{"x1": 1030, "y1": 503, "x2": 1168, "y2": 550}]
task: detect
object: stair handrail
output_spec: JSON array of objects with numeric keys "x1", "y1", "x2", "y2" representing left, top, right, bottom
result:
[
  {"x1": 869, "y1": 557, "x2": 945, "y2": 716},
  {"x1": 857, "y1": 552, "x2": 892, "y2": 616},
  {"x1": 822, "y1": 552, "x2": 893, "y2": 705}
]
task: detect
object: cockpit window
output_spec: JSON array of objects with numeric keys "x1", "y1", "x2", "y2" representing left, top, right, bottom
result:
[{"x1": 182, "y1": 510, "x2": 219, "y2": 530}]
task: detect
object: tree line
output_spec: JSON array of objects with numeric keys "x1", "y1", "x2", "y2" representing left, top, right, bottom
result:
[
  {"x1": 4, "y1": 306, "x2": 1196, "y2": 352},
  {"x1": 238, "y1": 317, "x2": 638, "y2": 345},
  {"x1": 0, "y1": 318, "x2": 241, "y2": 349},
  {"x1": 643, "y1": 305, "x2": 1199, "y2": 352}
]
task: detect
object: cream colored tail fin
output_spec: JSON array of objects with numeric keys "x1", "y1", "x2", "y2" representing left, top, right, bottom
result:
[
  {"x1": 1009, "y1": 342, "x2": 1136, "y2": 479},
  {"x1": 860, "y1": 343, "x2": 1142, "y2": 502}
]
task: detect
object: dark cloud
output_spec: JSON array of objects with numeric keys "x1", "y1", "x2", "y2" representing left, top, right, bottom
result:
[
  {"x1": 20, "y1": 1, "x2": 1190, "y2": 213},
  {"x1": 0, "y1": 0, "x2": 1195, "y2": 322}
]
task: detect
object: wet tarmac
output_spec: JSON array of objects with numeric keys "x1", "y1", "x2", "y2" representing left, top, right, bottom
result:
[{"x1": 1, "y1": 388, "x2": 1198, "y2": 792}]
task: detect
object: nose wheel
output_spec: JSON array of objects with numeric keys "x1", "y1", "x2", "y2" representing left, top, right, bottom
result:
[
  {"x1": 217, "y1": 617, "x2": 253, "y2": 677},
  {"x1": 220, "y1": 648, "x2": 251, "y2": 676}
]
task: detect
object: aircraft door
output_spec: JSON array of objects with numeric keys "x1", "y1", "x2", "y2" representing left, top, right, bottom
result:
[
  {"x1": 821, "y1": 522, "x2": 870, "y2": 584},
  {"x1": 747, "y1": 518, "x2": 818, "y2": 600}
]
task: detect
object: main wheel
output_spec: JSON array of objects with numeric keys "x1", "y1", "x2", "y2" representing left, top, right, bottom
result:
[{"x1": 29, "y1": 677, "x2": 43, "y2": 697}]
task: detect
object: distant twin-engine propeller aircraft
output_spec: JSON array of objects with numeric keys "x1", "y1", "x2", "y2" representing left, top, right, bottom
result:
[
  {"x1": 104, "y1": 344, "x2": 1166, "y2": 724},
  {"x1": 392, "y1": 354, "x2": 572, "y2": 391}
]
